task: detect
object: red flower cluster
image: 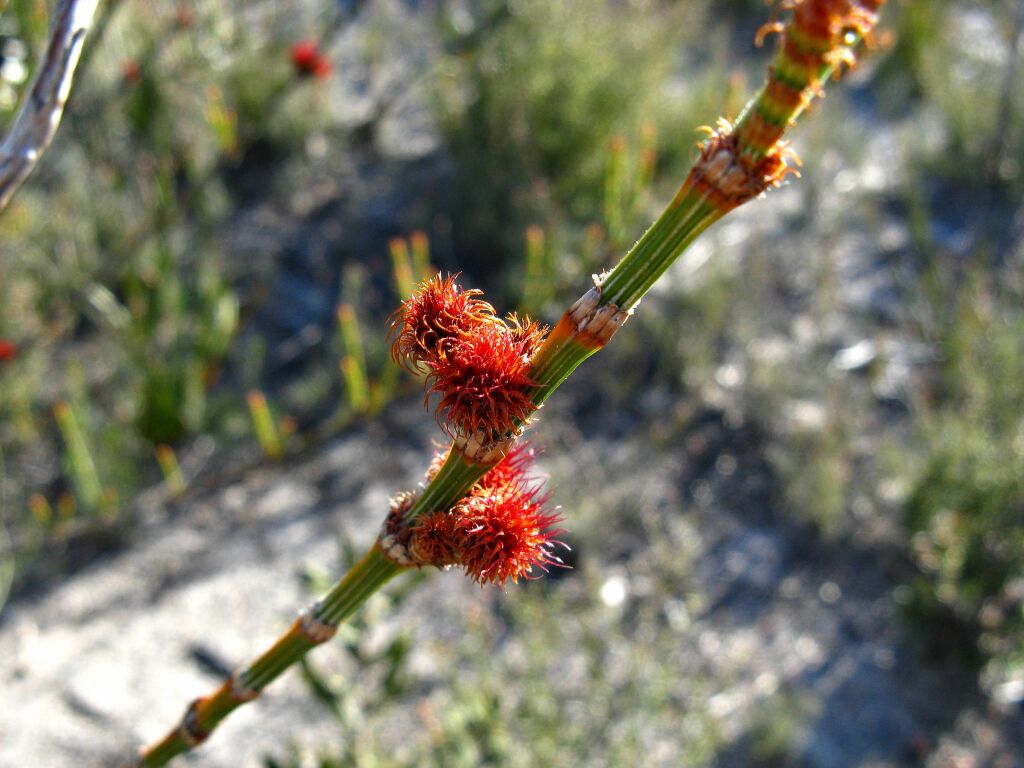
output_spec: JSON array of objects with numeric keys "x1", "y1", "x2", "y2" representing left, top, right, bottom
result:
[
  {"x1": 409, "y1": 445, "x2": 566, "y2": 586},
  {"x1": 0, "y1": 338, "x2": 16, "y2": 362},
  {"x1": 391, "y1": 274, "x2": 495, "y2": 369},
  {"x1": 390, "y1": 275, "x2": 547, "y2": 438},
  {"x1": 290, "y1": 40, "x2": 332, "y2": 79}
]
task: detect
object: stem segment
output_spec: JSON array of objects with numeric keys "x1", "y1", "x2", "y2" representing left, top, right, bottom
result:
[
  {"x1": 137, "y1": 4, "x2": 887, "y2": 762},
  {"x1": 136, "y1": 545, "x2": 403, "y2": 767}
]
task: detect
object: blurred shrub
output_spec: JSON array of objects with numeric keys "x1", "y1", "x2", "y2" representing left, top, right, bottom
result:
[
  {"x1": 0, "y1": 0, "x2": 345, "y2": 543},
  {"x1": 430, "y1": 0, "x2": 725, "y2": 268},
  {"x1": 905, "y1": 267, "x2": 1024, "y2": 682},
  {"x1": 898, "y1": 0, "x2": 1024, "y2": 184}
]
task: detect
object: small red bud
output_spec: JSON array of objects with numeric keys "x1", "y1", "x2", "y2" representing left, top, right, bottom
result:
[
  {"x1": 121, "y1": 59, "x2": 142, "y2": 86},
  {"x1": 290, "y1": 40, "x2": 332, "y2": 79},
  {"x1": 0, "y1": 338, "x2": 17, "y2": 362},
  {"x1": 174, "y1": 6, "x2": 194, "y2": 28}
]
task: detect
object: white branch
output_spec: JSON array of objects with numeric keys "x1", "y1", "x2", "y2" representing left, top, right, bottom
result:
[{"x1": 0, "y1": 0, "x2": 100, "y2": 213}]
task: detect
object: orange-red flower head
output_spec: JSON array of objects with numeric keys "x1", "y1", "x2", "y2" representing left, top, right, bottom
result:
[
  {"x1": 389, "y1": 274, "x2": 495, "y2": 371},
  {"x1": 428, "y1": 317, "x2": 545, "y2": 438},
  {"x1": 408, "y1": 444, "x2": 566, "y2": 586},
  {"x1": 451, "y1": 482, "x2": 564, "y2": 586},
  {"x1": 390, "y1": 274, "x2": 548, "y2": 438}
]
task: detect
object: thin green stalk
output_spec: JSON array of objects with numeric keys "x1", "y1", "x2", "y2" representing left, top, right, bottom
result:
[
  {"x1": 247, "y1": 390, "x2": 283, "y2": 460},
  {"x1": 409, "y1": 231, "x2": 432, "y2": 282},
  {"x1": 389, "y1": 237, "x2": 416, "y2": 300},
  {"x1": 522, "y1": 225, "x2": 549, "y2": 313},
  {"x1": 155, "y1": 445, "x2": 185, "y2": 498},
  {"x1": 53, "y1": 400, "x2": 105, "y2": 512},
  {"x1": 138, "y1": 6, "x2": 887, "y2": 764},
  {"x1": 137, "y1": 546, "x2": 402, "y2": 767},
  {"x1": 599, "y1": 189, "x2": 721, "y2": 310},
  {"x1": 338, "y1": 303, "x2": 371, "y2": 413}
]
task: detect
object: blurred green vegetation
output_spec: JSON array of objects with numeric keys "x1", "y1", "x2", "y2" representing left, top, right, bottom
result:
[
  {"x1": 0, "y1": 0, "x2": 416, "y2": 561},
  {"x1": 903, "y1": 264, "x2": 1024, "y2": 681},
  {"x1": 430, "y1": 0, "x2": 729, "y2": 298}
]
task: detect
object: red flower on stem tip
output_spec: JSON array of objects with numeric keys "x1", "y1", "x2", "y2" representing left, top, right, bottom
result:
[
  {"x1": 290, "y1": 40, "x2": 332, "y2": 79},
  {"x1": 389, "y1": 274, "x2": 496, "y2": 371},
  {"x1": 0, "y1": 338, "x2": 16, "y2": 362},
  {"x1": 410, "y1": 444, "x2": 567, "y2": 586}
]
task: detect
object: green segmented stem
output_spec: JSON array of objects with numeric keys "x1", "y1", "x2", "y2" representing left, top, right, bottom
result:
[
  {"x1": 139, "y1": 5, "x2": 885, "y2": 763},
  {"x1": 599, "y1": 189, "x2": 722, "y2": 311},
  {"x1": 138, "y1": 547, "x2": 401, "y2": 767},
  {"x1": 404, "y1": 447, "x2": 492, "y2": 522}
]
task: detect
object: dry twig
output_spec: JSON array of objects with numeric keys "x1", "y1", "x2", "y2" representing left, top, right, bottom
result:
[{"x1": 0, "y1": 0, "x2": 100, "y2": 213}]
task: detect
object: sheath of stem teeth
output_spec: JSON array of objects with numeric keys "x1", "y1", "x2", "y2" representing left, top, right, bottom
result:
[{"x1": 138, "y1": 546, "x2": 402, "y2": 767}]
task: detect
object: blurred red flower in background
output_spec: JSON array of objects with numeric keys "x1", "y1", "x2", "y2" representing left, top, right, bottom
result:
[
  {"x1": 290, "y1": 40, "x2": 332, "y2": 79},
  {"x1": 0, "y1": 338, "x2": 18, "y2": 362},
  {"x1": 121, "y1": 59, "x2": 142, "y2": 86}
]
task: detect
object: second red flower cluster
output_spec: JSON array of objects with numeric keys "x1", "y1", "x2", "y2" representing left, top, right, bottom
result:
[{"x1": 380, "y1": 443, "x2": 566, "y2": 586}]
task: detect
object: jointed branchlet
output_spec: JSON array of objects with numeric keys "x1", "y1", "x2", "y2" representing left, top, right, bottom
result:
[{"x1": 136, "y1": 2, "x2": 888, "y2": 763}]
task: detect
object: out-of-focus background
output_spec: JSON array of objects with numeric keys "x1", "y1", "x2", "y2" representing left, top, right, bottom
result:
[{"x1": 0, "y1": 0, "x2": 1022, "y2": 765}]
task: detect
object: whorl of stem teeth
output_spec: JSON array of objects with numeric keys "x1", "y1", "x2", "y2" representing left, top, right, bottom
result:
[
  {"x1": 686, "y1": 118, "x2": 800, "y2": 213},
  {"x1": 378, "y1": 491, "x2": 419, "y2": 566},
  {"x1": 228, "y1": 674, "x2": 260, "y2": 703},
  {"x1": 298, "y1": 608, "x2": 339, "y2": 644},
  {"x1": 177, "y1": 702, "x2": 206, "y2": 748},
  {"x1": 544, "y1": 285, "x2": 631, "y2": 355},
  {"x1": 568, "y1": 285, "x2": 632, "y2": 347},
  {"x1": 454, "y1": 430, "x2": 517, "y2": 465},
  {"x1": 737, "y1": 0, "x2": 885, "y2": 161}
]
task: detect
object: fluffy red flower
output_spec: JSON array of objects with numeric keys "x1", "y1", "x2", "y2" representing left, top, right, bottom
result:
[
  {"x1": 453, "y1": 461, "x2": 564, "y2": 586},
  {"x1": 389, "y1": 274, "x2": 496, "y2": 371},
  {"x1": 0, "y1": 338, "x2": 16, "y2": 362},
  {"x1": 290, "y1": 40, "x2": 332, "y2": 79},
  {"x1": 428, "y1": 317, "x2": 545, "y2": 437},
  {"x1": 390, "y1": 274, "x2": 548, "y2": 436},
  {"x1": 409, "y1": 444, "x2": 566, "y2": 585},
  {"x1": 475, "y1": 441, "x2": 540, "y2": 490}
]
